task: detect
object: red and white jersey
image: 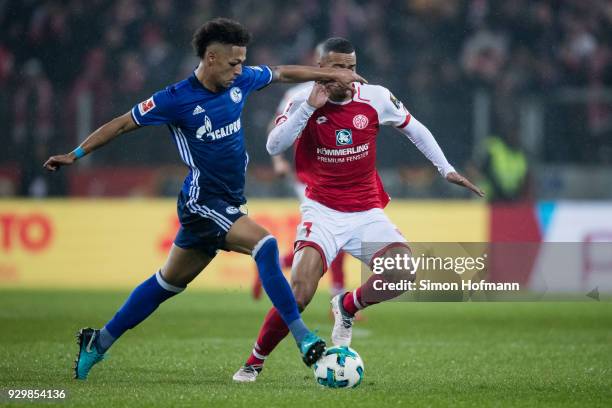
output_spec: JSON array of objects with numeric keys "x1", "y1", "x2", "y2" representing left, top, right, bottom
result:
[
  {"x1": 274, "y1": 82, "x2": 314, "y2": 117},
  {"x1": 277, "y1": 83, "x2": 411, "y2": 212},
  {"x1": 274, "y1": 82, "x2": 313, "y2": 187}
]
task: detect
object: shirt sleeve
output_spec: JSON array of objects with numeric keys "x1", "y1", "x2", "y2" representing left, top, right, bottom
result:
[
  {"x1": 379, "y1": 87, "x2": 412, "y2": 128},
  {"x1": 242, "y1": 65, "x2": 274, "y2": 92},
  {"x1": 396, "y1": 116, "x2": 456, "y2": 177},
  {"x1": 273, "y1": 90, "x2": 308, "y2": 126},
  {"x1": 131, "y1": 88, "x2": 176, "y2": 126}
]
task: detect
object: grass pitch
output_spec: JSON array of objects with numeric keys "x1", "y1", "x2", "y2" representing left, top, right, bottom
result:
[{"x1": 0, "y1": 289, "x2": 610, "y2": 407}]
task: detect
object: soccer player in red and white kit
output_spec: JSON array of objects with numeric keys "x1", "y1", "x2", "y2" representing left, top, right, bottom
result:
[
  {"x1": 233, "y1": 37, "x2": 483, "y2": 382},
  {"x1": 251, "y1": 43, "x2": 348, "y2": 301}
]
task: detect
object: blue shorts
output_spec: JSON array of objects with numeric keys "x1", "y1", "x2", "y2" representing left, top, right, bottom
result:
[{"x1": 174, "y1": 191, "x2": 246, "y2": 258}]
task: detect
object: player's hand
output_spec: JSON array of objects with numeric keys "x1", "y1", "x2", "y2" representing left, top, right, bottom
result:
[
  {"x1": 330, "y1": 69, "x2": 367, "y2": 90},
  {"x1": 446, "y1": 171, "x2": 485, "y2": 197},
  {"x1": 43, "y1": 153, "x2": 76, "y2": 172},
  {"x1": 272, "y1": 155, "x2": 291, "y2": 177},
  {"x1": 307, "y1": 82, "x2": 330, "y2": 109}
]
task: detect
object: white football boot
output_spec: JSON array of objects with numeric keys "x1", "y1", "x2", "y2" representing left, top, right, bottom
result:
[
  {"x1": 331, "y1": 294, "x2": 355, "y2": 346},
  {"x1": 232, "y1": 365, "x2": 262, "y2": 383}
]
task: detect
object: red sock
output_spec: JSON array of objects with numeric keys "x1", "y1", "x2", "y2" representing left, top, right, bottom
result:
[
  {"x1": 245, "y1": 307, "x2": 289, "y2": 366},
  {"x1": 280, "y1": 251, "x2": 295, "y2": 269},
  {"x1": 342, "y1": 272, "x2": 405, "y2": 315},
  {"x1": 329, "y1": 251, "x2": 345, "y2": 295},
  {"x1": 342, "y1": 287, "x2": 363, "y2": 316}
]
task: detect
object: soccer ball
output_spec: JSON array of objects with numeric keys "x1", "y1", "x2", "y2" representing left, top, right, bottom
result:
[{"x1": 313, "y1": 346, "x2": 364, "y2": 388}]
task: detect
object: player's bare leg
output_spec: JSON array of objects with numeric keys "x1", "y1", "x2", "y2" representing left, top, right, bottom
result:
[
  {"x1": 225, "y1": 217, "x2": 326, "y2": 367},
  {"x1": 290, "y1": 247, "x2": 325, "y2": 309},
  {"x1": 331, "y1": 245, "x2": 413, "y2": 346},
  {"x1": 329, "y1": 251, "x2": 346, "y2": 297},
  {"x1": 161, "y1": 244, "x2": 214, "y2": 286},
  {"x1": 234, "y1": 246, "x2": 324, "y2": 382},
  {"x1": 74, "y1": 245, "x2": 211, "y2": 380}
]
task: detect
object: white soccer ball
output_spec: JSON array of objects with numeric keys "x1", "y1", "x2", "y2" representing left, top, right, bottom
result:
[{"x1": 313, "y1": 346, "x2": 364, "y2": 388}]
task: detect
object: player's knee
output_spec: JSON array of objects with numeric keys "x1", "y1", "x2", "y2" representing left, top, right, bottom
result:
[
  {"x1": 293, "y1": 247, "x2": 324, "y2": 277},
  {"x1": 379, "y1": 246, "x2": 415, "y2": 283},
  {"x1": 160, "y1": 267, "x2": 187, "y2": 287}
]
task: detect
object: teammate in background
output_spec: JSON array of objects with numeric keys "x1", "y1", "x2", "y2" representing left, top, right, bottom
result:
[
  {"x1": 43, "y1": 19, "x2": 365, "y2": 380},
  {"x1": 233, "y1": 37, "x2": 483, "y2": 382},
  {"x1": 251, "y1": 43, "x2": 347, "y2": 302}
]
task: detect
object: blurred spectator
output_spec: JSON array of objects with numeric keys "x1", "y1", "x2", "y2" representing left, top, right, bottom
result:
[
  {"x1": 11, "y1": 59, "x2": 65, "y2": 196},
  {"x1": 478, "y1": 129, "x2": 531, "y2": 202},
  {"x1": 1, "y1": 0, "x2": 611, "y2": 197},
  {"x1": 65, "y1": 48, "x2": 113, "y2": 146},
  {"x1": 12, "y1": 59, "x2": 53, "y2": 148}
]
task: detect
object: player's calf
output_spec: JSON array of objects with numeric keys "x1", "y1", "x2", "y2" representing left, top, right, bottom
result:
[{"x1": 331, "y1": 245, "x2": 412, "y2": 345}]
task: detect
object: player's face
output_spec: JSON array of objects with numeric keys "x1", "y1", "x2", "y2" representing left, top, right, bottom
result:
[
  {"x1": 319, "y1": 51, "x2": 357, "y2": 100},
  {"x1": 206, "y1": 43, "x2": 247, "y2": 89}
]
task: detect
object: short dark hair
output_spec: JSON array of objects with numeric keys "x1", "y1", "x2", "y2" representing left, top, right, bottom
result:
[
  {"x1": 192, "y1": 18, "x2": 252, "y2": 58},
  {"x1": 320, "y1": 37, "x2": 355, "y2": 55}
]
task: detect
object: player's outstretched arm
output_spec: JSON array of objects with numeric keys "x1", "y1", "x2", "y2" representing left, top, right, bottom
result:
[
  {"x1": 398, "y1": 116, "x2": 484, "y2": 197},
  {"x1": 267, "y1": 83, "x2": 329, "y2": 155},
  {"x1": 445, "y1": 171, "x2": 484, "y2": 197},
  {"x1": 271, "y1": 65, "x2": 366, "y2": 90},
  {"x1": 43, "y1": 112, "x2": 139, "y2": 171}
]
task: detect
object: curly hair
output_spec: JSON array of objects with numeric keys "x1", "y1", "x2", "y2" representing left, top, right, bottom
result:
[{"x1": 192, "y1": 18, "x2": 252, "y2": 58}]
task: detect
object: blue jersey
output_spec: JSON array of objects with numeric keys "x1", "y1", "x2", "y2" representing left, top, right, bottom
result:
[{"x1": 131, "y1": 65, "x2": 273, "y2": 207}]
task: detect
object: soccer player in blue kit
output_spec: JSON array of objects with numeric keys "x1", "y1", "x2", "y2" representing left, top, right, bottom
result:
[{"x1": 43, "y1": 18, "x2": 365, "y2": 380}]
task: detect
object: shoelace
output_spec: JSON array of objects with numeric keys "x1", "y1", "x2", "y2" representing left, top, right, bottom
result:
[
  {"x1": 244, "y1": 365, "x2": 261, "y2": 374},
  {"x1": 341, "y1": 316, "x2": 353, "y2": 329}
]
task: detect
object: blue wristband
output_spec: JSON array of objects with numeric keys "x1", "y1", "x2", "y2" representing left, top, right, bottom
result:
[{"x1": 73, "y1": 146, "x2": 86, "y2": 159}]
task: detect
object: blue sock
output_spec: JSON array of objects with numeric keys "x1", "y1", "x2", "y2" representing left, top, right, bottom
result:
[
  {"x1": 99, "y1": 271, "x2": 184, "y2": 352},
  {"x1": 253, "y1": 236, "x2": 309, "y2": 343},
  {"x1": 287, "y1": 319, "x2": 310, "y2": 345}
]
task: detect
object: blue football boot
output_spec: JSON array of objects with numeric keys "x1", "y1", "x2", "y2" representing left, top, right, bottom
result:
[
  {"x1": 299, "y1": 331, "x2": 326, "y2": 367},
  {"x1": 74, "y1": 328, "x2": 106, "y2": 380}
]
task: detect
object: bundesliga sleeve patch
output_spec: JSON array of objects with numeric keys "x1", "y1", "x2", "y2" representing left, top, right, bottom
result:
[
  {"x1": 389, "y1": 92, "x2": 403, "y2": 110},
  {"x1": 138, "y1": 97, "x2": 156, "y2": 116}
]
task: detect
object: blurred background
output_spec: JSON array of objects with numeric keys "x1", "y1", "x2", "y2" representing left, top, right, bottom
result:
[
  {"x1": 1, "y1": 0, "x2": 612, "y2": 291},
  {"x1": 1, "y1": 0, "x2": 611, "y2": 200},
  {"x1": 1, "y1": 4, "x2": 610, "y2": 402}
]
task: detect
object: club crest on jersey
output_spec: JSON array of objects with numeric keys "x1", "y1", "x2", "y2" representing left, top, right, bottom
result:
[
  {"x1": 335, "y1": 129, "x2": 353, "y2": 146},
  {"x1": 138, "y1": 97, "x2": 156, "y2": 115},
  {"x1": 230, "y1": 87, "x2": 242, "y2": 103},
  {"x1": 353, "y1": 114, "x2": 368, "y2": 129},
  {"x1": 226, "y1": 206, "x2": 240, "y2": 215}
]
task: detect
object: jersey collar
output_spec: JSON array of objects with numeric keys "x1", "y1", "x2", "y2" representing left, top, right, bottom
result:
[
  {"x1": 327, "y1": 98, "x2": 352, "y2": 106},
  {"x1": 189, "y1": 70, "x2": 219, "y2": 93}
]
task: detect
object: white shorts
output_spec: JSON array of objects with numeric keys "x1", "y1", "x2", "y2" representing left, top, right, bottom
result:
[{"x1": 294, "y1": 197, "x2": 408, "y2": 270}]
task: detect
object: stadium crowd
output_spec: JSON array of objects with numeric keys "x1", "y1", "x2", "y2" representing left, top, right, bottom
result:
[{"x1": 1, "y1": 0, "x2": 611, "y2": 197}]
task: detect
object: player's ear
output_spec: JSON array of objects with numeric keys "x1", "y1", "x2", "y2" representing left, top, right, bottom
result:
[{"x1": 205, "y1": 50, "x2": 216, "y2": 65}]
